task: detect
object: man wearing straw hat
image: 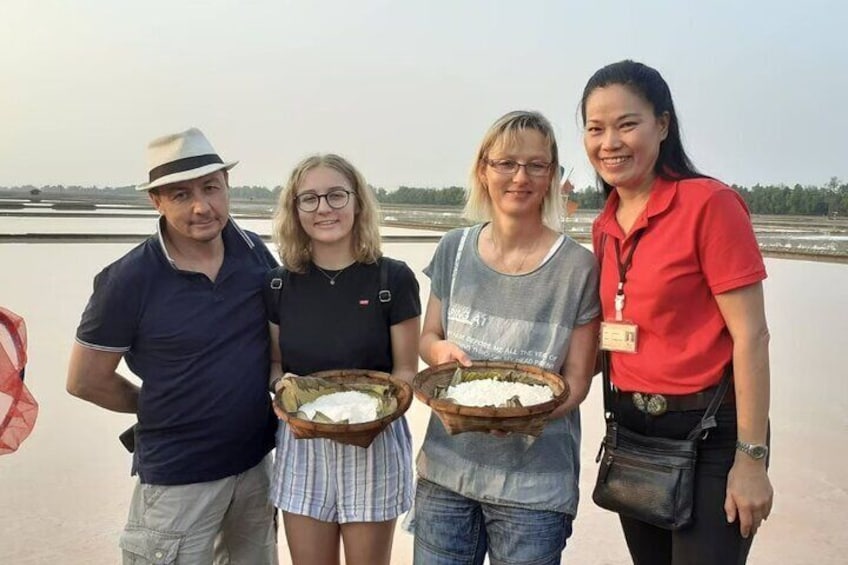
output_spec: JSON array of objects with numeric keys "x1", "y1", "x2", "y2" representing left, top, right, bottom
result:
[{"x1": 67, "y1": 128, "x2": 279, "y2": 564}]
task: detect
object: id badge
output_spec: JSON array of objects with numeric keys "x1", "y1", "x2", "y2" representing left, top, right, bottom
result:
[{"x1": 600, "y1": 320, "x2": 639, "y2": 353}]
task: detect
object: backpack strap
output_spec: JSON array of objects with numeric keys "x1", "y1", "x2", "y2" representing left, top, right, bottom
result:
[
  {"x1": 378, "y1": 257, "x2": 391, "y2": 301},
  {"x1": 377, "y1": 257, "x2": 392, "y2": 324},
  {"x1": 264, "y1": 265, "x2": 289, "y2": 322}
]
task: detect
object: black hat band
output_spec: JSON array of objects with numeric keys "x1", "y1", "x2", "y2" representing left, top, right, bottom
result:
[{"x1": 148, "y1": 154, "x2": 224, "y2": 182}]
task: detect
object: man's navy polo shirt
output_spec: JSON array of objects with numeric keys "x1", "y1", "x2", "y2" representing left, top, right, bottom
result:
[{"x1": 76, "y1": 218, "x2": 278, "y2": 485}]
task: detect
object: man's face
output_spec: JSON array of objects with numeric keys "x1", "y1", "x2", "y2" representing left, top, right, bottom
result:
[{"x1": 148, "y1": 170, "x2": 230, "y2": 245}]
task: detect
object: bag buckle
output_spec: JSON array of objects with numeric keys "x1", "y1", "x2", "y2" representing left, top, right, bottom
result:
[
  {"x1": 378, "y1": 290, "x2": 392, "y2": 303},
  {"x1": 270, "y1": 278, "x2": 283, "y2": 290},
  {"x1": 632, "y1": 392, "x2": 668, "y2": 416}
]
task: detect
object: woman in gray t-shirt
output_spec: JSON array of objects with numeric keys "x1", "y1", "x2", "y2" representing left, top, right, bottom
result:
[{"x1": 412, "y1": 110, "x2": 600, "y2": 564}]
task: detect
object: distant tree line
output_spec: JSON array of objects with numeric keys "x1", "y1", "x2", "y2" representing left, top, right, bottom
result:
[
  {"x1": 374, "y1": 186, "x2": 466, "y2": 206},
  {"x1": 568, "y1": 176, "x2": 848, "y2": 216},
  {"x1": 3, "y1": 177, "x2": 847, "y2": 216},
  {"x1": 732, "y1": 177, "x2": 847, "y2": 216}
]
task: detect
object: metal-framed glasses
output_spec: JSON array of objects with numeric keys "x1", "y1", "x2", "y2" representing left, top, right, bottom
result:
[
  {"x1": 486, "y1": 159, "x2": 552, "y2": 177},
  {"x1": 294, "y1": 189, "x2": 354, "y2": 212}
]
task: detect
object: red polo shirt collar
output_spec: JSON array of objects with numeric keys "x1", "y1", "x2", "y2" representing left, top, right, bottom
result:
[{"x1": 596, "y1": 177, "x2": 678, "y2": 240}]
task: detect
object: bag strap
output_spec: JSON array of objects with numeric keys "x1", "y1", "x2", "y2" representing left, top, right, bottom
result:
[
  {"x1": 448, "y1": 227, "x2": 470, "y2": 299},
  {"x1": 601, "y1": 351, "x2": 614, "y2": 421},
  {"x1": 442, "y1": 227, "x2": 471, "y2": 336},
  {"x1": 685, "y1": 366, "x2": 733, "y2": 440},
  {"x1": 597, "y1": 233, "x2": 617, "y2": 422}
]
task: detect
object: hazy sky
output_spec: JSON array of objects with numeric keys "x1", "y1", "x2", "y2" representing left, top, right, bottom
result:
[{"x1": 2, "y1": 0, "x2": 845, "y2": 191}]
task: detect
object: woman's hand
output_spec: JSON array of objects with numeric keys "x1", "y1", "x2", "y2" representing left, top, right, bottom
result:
[
  {"x1": 420, "y1": 292, "x2": 472, "y2": 367},
  {"x1": 725, "y1": 456, "x2": 774, "y2": 538},
  {"x1": 429, "y1": 340, "x2": 472, "y2": 367}
]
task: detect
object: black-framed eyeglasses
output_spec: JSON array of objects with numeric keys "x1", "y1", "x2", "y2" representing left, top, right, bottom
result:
[
  {"x1": 294, "y1": 189, "x2": 354, "y2": 212},
  {"x1": 486, "y1": 159, "x2": 552, "y2": 177}
]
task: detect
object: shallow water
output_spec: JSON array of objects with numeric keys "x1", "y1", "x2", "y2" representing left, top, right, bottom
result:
[
  {"x1": 4, "y1": 204, "x2": 848, "y2": 257},
  {"x1": 0, "y1": 225, "x2": 845, "y2": 564}
]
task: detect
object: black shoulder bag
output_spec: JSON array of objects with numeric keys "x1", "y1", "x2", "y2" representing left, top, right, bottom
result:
[
  {"x1": 591, "y1": 231, "x2": 732, "y2": 530},
  {"x1": 592, "y1": 357, "x2": 731, "y2": 530}
]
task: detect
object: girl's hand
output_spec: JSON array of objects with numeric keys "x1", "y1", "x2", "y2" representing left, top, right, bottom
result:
[{"x1": 271, "y1": 372, "x2": 300, "y2": 421}]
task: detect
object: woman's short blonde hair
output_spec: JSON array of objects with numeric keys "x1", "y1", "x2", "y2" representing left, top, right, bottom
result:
[
  {"x1": 464, "y1": 110, "x2": 562, "y2": 228},
  {"x1": 272, "y1": 154, "x2": 382, "y2": 272}
]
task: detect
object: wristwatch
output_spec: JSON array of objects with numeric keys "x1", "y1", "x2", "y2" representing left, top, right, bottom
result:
[{"x1": 736, "y1": 440, "x2": 769, "y2": 460}]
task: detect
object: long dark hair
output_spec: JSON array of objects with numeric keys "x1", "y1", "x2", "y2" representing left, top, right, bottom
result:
[{"x1": 580, "y1": 60, "x2": 703, "y2": 197}]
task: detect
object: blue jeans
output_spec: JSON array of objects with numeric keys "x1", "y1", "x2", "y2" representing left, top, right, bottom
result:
[{"x1": 413, "y1": 478, "x2": 572, "y2": 565}]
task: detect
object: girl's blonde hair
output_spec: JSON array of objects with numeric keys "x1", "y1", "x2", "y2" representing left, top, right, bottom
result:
[
  {"x1": 464, "y1": 110, "x2": 562, "y2": 228},
  {"x1": 272, "y1": 154, "x2": 382, "y2": 272}
]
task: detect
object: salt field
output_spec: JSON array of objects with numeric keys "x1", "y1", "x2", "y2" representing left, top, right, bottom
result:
[
  {"x1": 0, "y1": 217, "x2": 846, "y2": 564},
  {"x1": 3, "y1": 203, "x2": 848, "y2": 259}
]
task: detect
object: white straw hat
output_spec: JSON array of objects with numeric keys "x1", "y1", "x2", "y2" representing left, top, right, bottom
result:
[{"x1": 136, "y1": 128, "x2": 238, "y2": 191}]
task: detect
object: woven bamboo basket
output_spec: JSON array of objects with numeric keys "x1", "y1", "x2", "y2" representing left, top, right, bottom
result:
[
  {"x1": 412, "y1": 361, "x2": 569, "y2": 436},
  {"x1": 274, "y1": 369, "x2": 412, "y2": 448}
]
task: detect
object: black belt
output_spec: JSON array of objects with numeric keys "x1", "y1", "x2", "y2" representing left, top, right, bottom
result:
[{"x1": 612, "y1": 383, "x2": 735, "y2": 416}]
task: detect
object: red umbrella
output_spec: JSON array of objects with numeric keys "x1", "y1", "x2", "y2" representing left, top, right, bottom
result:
[{"x1": 0, "y1": 307, "x2": 38, "y2": 455}]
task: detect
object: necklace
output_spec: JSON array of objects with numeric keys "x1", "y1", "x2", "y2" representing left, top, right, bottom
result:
[
  {"x1": 489, "y1": 230, "x2": 543, "y2": 274},
  {"x1": 314, "y1": 263, "x2": 352, "y2": 285}
]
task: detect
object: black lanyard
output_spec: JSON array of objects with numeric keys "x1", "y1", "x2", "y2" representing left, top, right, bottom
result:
[{"x1": 611, "y1": 230, "x2": 644, "y2": 320}]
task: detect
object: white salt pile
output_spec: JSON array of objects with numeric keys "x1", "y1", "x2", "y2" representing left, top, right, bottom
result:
[
  {"x1": 299, "y1": 391, "x2": 379, "y2": 423},
  {"x1": 446, "y1": 379, "x2": 553, "y2": 407}
]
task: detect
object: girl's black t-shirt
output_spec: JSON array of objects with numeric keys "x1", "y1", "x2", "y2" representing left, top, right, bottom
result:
[{"x1": 270, "y1": 258, "x2": 421, "y2": 374}]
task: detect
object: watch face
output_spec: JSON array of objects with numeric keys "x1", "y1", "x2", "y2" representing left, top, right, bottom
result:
[
  {"x1": 738, "y1": 441, "x2": 768, "y2": 459},
  {"x1": 750, "y1": 445, "x2": 768, "y2": 459}
]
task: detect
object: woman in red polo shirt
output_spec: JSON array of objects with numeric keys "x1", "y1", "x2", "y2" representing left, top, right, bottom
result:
[{"x1": 582, "y1": 60, "x2": 774, "y2": 564}]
